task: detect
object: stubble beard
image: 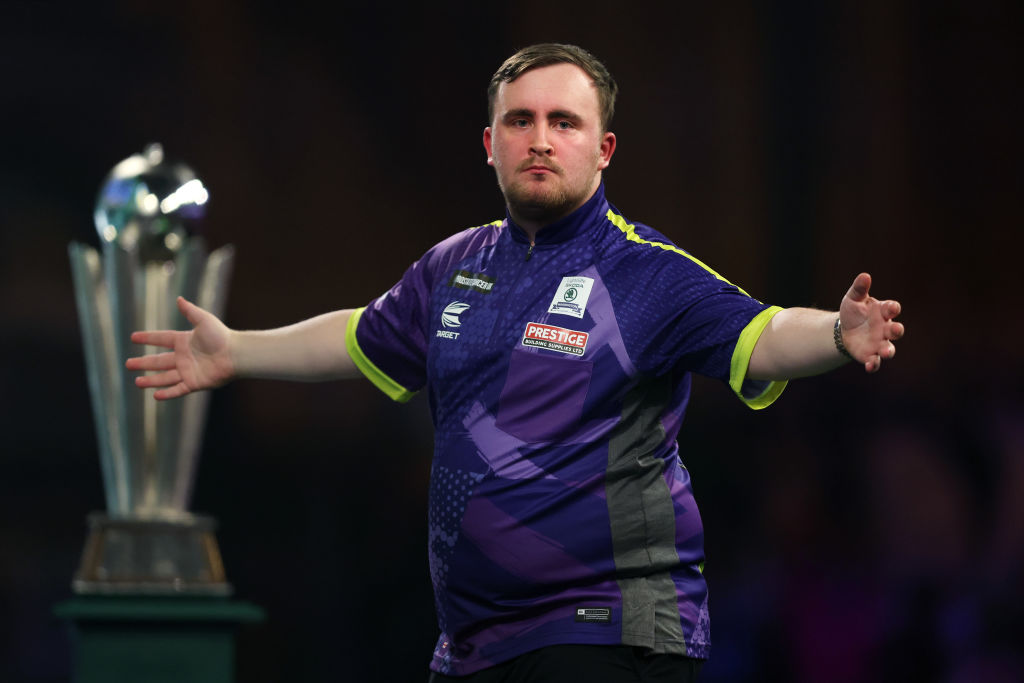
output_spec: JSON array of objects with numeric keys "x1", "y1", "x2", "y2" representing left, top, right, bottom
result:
[{"x1": 500, "y1": 175, "x2": 593, "y2": 227}]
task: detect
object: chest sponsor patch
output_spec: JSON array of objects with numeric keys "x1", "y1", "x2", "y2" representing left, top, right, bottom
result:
[
  {"x1": 522, "y1": 322, "x2": 589, "y2": 356},
  {"x1": 448, "y1": 270, "x2": 495, "y2": 294},
  {"x1": 547, "y1": 276, "x2": 594, "y2": 319}
]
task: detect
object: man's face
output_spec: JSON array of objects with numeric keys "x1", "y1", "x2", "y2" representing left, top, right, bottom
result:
[{"x1": 484, "y1": 63, "x2": 616, "y2": 231}]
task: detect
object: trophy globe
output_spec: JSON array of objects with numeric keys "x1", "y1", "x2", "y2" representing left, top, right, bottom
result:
[{"x1": 94, "y1": 142, "x2": 208, "y2": 262}]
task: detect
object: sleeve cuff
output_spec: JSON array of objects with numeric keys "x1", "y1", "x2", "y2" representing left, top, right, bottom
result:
[
  {"x1": 345, "y1": 307, "x2": 418, "y2": 403},
  {"x1": 728, "y1": 306, "x2": 787, "y2": 410}
]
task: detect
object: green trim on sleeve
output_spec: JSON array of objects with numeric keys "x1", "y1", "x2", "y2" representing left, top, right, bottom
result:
[
  {"x1": 729, "y1": 306, "x2": 787, "y2": 410},
  {"x1": 345, "y1": 307, "x2": 417, "y2": 403}
]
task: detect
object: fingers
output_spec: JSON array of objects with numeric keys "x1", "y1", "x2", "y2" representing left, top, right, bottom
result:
[
  {"x1": 128, "y1": 306, "x2": 203, "y2": 400},
  {"x1": 134, "y1": 369, "x2": 182, "y2": 389},
  {"x1": 130, "y1": 299, "x2": 205, "y2": 348},
  {"x1": 881, "y1": 300, "x2": 903, "y2": 361},
  {"x1": 135, "y1": 371, "x2": 197, "y2": 399},
  {"x1": 843, "y1": 278, "x2": 902, "y2": 374},
  {"x1": 863, "y1": 340, "x2": 897, "y2": 374},
  {"x1": 177, "y1": 296, "x2": 206, "y2": 326},
  {"x1": 125, "y1": 351, "x2": 177, "y2": 372},
  {"x1": 129, "y1": 364, "x2": 195, "y2": 400},
  {"x1": 154, "y1": 383, "x2": 191, "y2": 401},
  {"x1": 883, "y1": 299, "x2": 902, "y2": 320},
  {"x1": 130, "y1": 330, "x2": 178, "y2": 348},
  {"x1": 846, "y1": 272, "x2": 872, "y2": 303}
]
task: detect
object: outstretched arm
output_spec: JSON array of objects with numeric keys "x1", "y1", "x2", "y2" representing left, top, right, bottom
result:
[
  {"x1": 747, "y1": 272, "x2": 904, "y2": 381},
  {"x1": 126, "y1": 297, "x2": 361, "y2": 400}
]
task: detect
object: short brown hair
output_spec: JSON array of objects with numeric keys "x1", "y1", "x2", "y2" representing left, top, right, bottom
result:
[{"x1": 487, "y1": 43, "x2": 618, "y2": 132}]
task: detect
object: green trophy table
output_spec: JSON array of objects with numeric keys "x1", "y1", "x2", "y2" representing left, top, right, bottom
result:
[{"x1": 55, "y1": 596, "x2": 265, "y2": 683}]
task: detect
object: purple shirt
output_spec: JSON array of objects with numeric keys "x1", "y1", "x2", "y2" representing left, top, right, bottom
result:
[{"x1": 346, "y1": 185, "x2": 785, "y2": 675}]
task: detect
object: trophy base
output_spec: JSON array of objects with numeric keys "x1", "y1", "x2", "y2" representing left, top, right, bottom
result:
[{"x1": 73, "y1": 512, "x2": 232, "y2": 596}]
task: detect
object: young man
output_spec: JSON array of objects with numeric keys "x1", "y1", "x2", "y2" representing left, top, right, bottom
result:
[{"x1": 128, "y1": 44, "x2": 903, "y2": 682}]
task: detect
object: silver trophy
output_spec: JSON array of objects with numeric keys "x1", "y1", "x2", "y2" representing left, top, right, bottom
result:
[{"x1": 69, "y1": 143, "x2": 234, "y2": 595}]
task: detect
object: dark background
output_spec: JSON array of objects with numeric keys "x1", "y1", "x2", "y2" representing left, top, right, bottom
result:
[{"x1": 1, "y1": 1, "x2": 1022, "y2": 681}]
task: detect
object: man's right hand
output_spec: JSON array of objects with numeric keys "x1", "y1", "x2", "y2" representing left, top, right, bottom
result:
[{"x1": 126, "y1": 296, "x2": 235, "y2": 400}]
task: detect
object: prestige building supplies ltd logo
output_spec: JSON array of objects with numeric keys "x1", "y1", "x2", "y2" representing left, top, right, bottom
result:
[{"x1": 521, "y1": 322, "x2": 589, "y2": 356}]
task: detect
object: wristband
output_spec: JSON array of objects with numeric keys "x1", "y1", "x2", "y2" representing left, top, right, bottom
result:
[{"x1": 833, "y1": 316, "x2": 854, "y2": 360}]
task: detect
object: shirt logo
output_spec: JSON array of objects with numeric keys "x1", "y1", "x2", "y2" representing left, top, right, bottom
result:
[
  {"x1": 437, "y1": 301, "x2": 469, "y2": 340},
  {"x1": 448, "y1": 270, "x2": 496, "y2": 294},
  {"x1": 441, "y1": 301, "x2": 470, "y2": 328},
  {"x1": 522, "y1": 322, "x2": 589, "y2": 356},
  {"x1": 574, "y1": 607, "x2": 612, "y2": 624},
  {"x1": 548, "y1": 276, "x2": 594, "y2": 319}
]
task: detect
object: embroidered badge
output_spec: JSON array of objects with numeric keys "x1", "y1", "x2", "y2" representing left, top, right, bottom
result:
[
  {"x1": 522, "y1": 322, "x2": 589, "y2": 356},
  {"x1": 547, "y1": 276, "x2": 594, "y2": 319}
]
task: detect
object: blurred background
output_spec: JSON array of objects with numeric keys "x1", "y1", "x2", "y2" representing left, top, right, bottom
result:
[{"x1": 1, "y1": 1, "x2": 1021, "y2": 681}]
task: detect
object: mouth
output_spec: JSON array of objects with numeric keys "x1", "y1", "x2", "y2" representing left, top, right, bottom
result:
[{"x1": 522, "y1": 164, "x2": 557, "y2": 175}]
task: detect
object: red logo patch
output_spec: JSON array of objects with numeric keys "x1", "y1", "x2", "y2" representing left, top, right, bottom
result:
[{"x1": 522, "y1": 322, "x2": 589, "y2": 356}]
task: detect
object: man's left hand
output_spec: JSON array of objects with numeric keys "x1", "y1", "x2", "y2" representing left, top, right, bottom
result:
[{"x1": 839, "y1": 272, "x2": 905, "y2": 373}]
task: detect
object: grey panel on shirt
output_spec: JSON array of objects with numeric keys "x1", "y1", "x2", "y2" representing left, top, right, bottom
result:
[{"x1": 606, "y1": 375, "x2": 688, "y2": 654}]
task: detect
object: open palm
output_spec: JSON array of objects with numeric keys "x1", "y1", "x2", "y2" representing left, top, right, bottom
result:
[
  {"x1": 839, "y1": 273, "x2": 905, "y2": 373},
  {"x1": 126, "y1": 297, "x2": 235, "y2": 400}
]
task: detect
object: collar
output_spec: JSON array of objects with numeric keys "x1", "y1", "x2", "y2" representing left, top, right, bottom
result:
[{"x1": 506, "y1": 183, "x2": 609, "y2": 246}]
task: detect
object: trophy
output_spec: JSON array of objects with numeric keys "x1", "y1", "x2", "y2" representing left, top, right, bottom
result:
[{"x1": 69, "y1": 143, "x2": 234, "y2": 595}]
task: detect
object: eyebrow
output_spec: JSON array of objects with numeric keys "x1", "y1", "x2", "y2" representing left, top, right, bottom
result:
[
  {"x1": 548, "y1": 110, "x2": 583, "y2": 125},
  {"x1": 502, "y1": 108, "x2": 584, "y2": 125}
]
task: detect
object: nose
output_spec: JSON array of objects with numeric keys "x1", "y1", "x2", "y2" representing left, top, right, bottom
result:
[{"x1": 529, "y1": 127, "x2": 553, "y2": 156}]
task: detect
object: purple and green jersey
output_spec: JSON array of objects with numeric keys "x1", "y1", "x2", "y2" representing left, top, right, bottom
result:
[{"x1": 346, "y1": 184, "x2": 786, "y2": 676}]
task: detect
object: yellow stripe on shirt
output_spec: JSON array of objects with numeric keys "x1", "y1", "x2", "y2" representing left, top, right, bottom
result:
[
  {"x1": 345, "y1": 307, "x2": 417, "y2": 403},
  {"x1": 605, "y1": 209, "x2": 752, "y2": 297}
]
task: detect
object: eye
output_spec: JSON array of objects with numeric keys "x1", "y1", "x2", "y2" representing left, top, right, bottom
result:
[
  {"x1": 512, "y1": 119, "x2": 530, "y2": 128},
  {"x1": 554, "y1": 120, "x2": 574, "y2": 130}
]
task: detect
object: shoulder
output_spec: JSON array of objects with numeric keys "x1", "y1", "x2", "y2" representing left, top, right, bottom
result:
[
  {"x1": 597, "y1": 204, "x2": 753, "y2": 297},
  {"x1": 599, "y1": 206, "x2": 706, "y2": 273},
  {"x1": 419, "y1": 219, "x2": 504, "y2": 275}
]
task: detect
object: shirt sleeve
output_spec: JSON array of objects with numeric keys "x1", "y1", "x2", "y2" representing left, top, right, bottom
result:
[
  {"x1": 622, "y1": 246, "x2": 787, "y2": 410},
  {"x1": 346, "y1": 254, "x2": 434, "y2": 402}
]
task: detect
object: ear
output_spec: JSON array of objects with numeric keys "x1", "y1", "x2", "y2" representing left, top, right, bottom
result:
[
  {"x1": 597, "y1": 131, "x2": 616, "y2": 170},
  {"x1": 483, "y1": 127, "x2": 494, "y2": 166}
]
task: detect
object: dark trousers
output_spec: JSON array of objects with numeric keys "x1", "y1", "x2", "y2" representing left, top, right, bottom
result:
[{"x1": 428, "y1": 645, "x2": 703, "y2": 682}]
